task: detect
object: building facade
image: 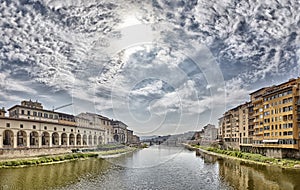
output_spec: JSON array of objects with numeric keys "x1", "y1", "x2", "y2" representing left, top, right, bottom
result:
[
  {"x1": 218, "y1": 77, "x2": 300, "y2": 158},
  {"x1": 202, "y1": 124, "x2": 218, "y2": 141},
  {"x1": 112, "y1": 120, "x2": 128, "y2": 144},
  {"x1": 0, "y1": 100, "x2": 139, "y2": 152},
  {"x1": 76, "y1": 113, "x2": 114, "y2": 144},
  {"x1": 251, "y1": 78, "x2": 300, "y2": 157}
]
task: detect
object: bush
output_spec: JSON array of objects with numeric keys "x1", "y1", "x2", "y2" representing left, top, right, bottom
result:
[
  {"x1": 11, "y1": 161, "x2": 20, "y2": 166},
  {"x1": 52, "y1": 157, "x2": 61, "y2": 162},
  {"x1": 64, "y1": 155, "x2": 74, "y2": 160}
]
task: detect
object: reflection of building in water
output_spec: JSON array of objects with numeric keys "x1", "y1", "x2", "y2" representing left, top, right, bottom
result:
[{"x1": 218, "y1": 157, "x2": 299, "y2": 190}]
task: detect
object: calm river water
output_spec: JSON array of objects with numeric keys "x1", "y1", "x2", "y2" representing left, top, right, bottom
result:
[{"x1": 0, "y1": 145, "x2": 300, "y2": 190}]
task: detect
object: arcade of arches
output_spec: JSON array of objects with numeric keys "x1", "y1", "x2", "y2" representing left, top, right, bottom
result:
[{"x1": 1, "y1": 129, "x2": 104, "y2": 148}]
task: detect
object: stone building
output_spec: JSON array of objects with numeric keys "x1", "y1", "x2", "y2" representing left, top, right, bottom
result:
[
  {"x1": 132, "y1": 135, "x2": 140, "y2": 144},
  {"x1": 1, "y1": 100, "x2": 107, "y2": 150},
  {"x1": 126, "y1": 129, "x2": 134, "y2": 144},
  {"x1": 202, "y1": 124, "x2": 218, "y2": 141},
  {"x1": 76, "y1": 113, "x2": 114, "y2": 144},
  {"x1": 112, "y1": 120, "x2": 128, "y2": 144}
]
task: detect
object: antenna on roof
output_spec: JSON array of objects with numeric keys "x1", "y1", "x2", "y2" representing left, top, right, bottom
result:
[{"x1": 52, "y1": 103, "x2": 73, "y2": 111}]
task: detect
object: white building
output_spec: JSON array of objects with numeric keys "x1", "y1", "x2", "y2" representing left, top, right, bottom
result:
[
  {"x1": 0, "y1": 100, "x2": 105, "y2": 149},
  {"x1": 203, "y1": 124, "x2": 218, "y2": 141},
  {"x1": 76, "y1": 112, "x2": 114, "y2": 144}
]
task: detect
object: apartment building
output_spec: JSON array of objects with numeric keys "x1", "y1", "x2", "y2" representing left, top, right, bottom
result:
[
  {"x1": 219, "y1": 102, "x2": 252, "y2": 150},
  {"x1": 219, "y1": 77, "x2": 300, "y2": 158},
  {"x1": 251, "y1": 78, "x2": 300, "y2": 157},
  {"x1": 238, "y1": 102, "x2": 253, "y2": 150}
]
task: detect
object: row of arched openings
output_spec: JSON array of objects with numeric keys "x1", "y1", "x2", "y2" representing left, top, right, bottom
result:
[{"x1": 2, "y1": 130, "x2": 103, "y2": 147}]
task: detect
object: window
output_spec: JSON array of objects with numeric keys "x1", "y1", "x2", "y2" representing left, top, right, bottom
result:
[
  {"x1": 54, "y1": 115, "x2": 58, "y2": 119},
  {"x1": 44, "y1": 113, "x2": 48, "y2": 118},
  {"x1": 33, "y1": 112, "x2": 37, "y2": 116},
  {"x1": 49, "y1": 114, "x2": 53, "y2": 119},
  {"x1": 20, "y1": 124, "x2": 23, "y2": 128},
  {"x1": 71, "y1": 129, "x2": 73, "y2": 132},
  {"x1": 63, "y1": 128, "x2": 65, "y2": 131},
  {"x1": 27, "y1": 111, "x2": 30, "y2": 115},
  {"x1": 6, "y1": 123, "x2": 10, "y2": 128},
  {"x1": 44, "y1": 126, "x2": 47, "y2": 130},
  {"x1": 38, "y1": 112, "x2": 42, "y2": 117},
  {"x1": 33, "y1": 125, "x2": 36, "y2": 129},
  {"x1": 54, "y1": 127, "x2": 57, "y2": 131},
  {"x1": 21, "y1": 110, "x2": 25, "y2": 115},
  {"x1": 78, "y1": 130, "x2": 80, "y2": 133},
  {"x1": 264, "y1": 126, "x2": 270, "y2": 130}
]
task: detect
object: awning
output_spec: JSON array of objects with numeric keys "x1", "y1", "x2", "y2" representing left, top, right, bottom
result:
[{"x1": 262, "y1": 139, "x2": 279, "y2": 143}]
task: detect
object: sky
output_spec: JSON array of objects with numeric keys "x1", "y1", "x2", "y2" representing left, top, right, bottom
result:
[{"x1": 0, "y1": 0, "x2": 299, "y2": 136}]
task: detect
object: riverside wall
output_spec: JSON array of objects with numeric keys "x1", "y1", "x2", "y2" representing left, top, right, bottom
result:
[{"x1": 0, "y1": 146, "x2": 86, "y2": 159}]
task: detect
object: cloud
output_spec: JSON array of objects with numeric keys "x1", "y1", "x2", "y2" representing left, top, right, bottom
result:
[
  {"x1": 0, "y1": 0, "x2": 299, "y2": 134},
  {"x1": 149, "y1": 0, "x2": 299, "y2": 83}
]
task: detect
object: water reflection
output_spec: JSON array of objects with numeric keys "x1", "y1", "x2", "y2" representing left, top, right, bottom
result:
[
  {"x1": 106, "y1": 145, "x2": 185, "y2": 168},
  {"x1": 0, "y1": 158, "x2": 113, "y2": 190},
  {"x1": 63, "y1": 146, "x2": 231, "y2": 190},
  {"x1": 199, "y1": 153, "x2": 300, "y2": 190},
  {"x1": 1, "y1": 146, "x2": 300, "y2": 190}
]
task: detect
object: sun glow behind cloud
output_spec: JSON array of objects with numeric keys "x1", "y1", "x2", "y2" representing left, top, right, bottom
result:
[
  {"x1": 118, "y1": 14, "x2": 142, "y2": 29},
  {"x1": 0, "y1": 0, "x2": 299, "y2": 135}
]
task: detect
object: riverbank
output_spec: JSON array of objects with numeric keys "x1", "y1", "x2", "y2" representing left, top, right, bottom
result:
[
  {"x1": 0, "y1": 146, "x2": 136, "y2": 168},
  {"x1": 185, "y1": 144, "x2": 300, "y2": 169}
]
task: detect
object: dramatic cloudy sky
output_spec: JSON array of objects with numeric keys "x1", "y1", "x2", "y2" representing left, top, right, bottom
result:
[{"x1": 0, "y1": 0, "x2": 299, "y2": 136}]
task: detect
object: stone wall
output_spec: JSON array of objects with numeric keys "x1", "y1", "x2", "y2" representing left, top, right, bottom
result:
[{"x1": 0, "y1": 146, "x2": 85, "y2": 159}]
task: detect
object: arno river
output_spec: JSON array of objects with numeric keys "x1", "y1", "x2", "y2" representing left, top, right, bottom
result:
[{"x1": 1, "y1": 146, "x2": 300, "y2": 190}]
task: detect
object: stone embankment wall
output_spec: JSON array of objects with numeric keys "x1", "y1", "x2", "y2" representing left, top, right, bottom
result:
[{"x1": 0, "y1": 147, "x2": 84, "y2": 159}]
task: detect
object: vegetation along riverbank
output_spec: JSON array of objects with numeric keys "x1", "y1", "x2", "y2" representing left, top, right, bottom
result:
[
  {"x1": 0, "y1": 146, "x2": 136, "y2": 168},
  {"x1": 186, "y1": 144, "x2": 300, "y2": 169}
]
